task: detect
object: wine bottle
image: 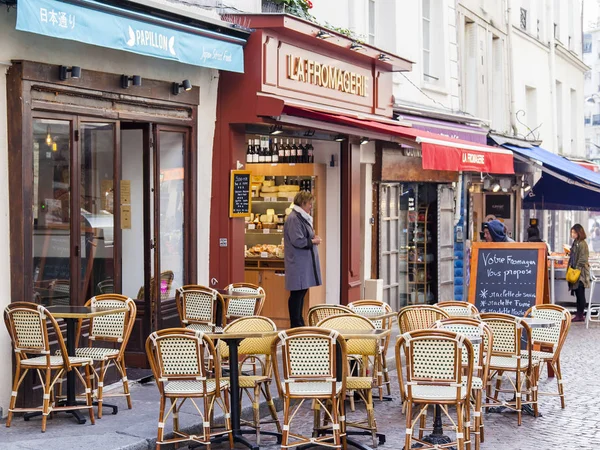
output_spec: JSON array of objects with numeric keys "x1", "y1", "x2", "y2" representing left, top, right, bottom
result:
[
  {"x1": 291, "y1": 139, "x2": 298, "y2": 164},
  {"x1": 264, "y1": 136, "x2": 272, "y2": 163},
  {"x1": 252, "y1": 138, "x2": 260, "y2": 163},
  {"x1": 307, "y1": 140, "x2": 314, "y2": 163},
  {"x1": 298, "y1": 140, "x2": 306, "y2": 164},
  {"x1": 271, "y1": 138, "x2": 279, "y2": 163},
  {"x1": 284, "y1": 139, "x2": 291, "y2": 163},
  {"x1": 259, "y1": 137, "x2": 266, "y2": 163},
  {"x1": 277, "y1": 138, "x2": 285, "y2": 163},
  {"x1": 246, "y1": 139, "x2": 253, "y2": 164}
]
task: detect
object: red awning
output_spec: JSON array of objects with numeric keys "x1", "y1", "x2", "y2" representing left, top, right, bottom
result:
[
  {"x1": 281, "y1": 106, "x2": 514, "y2": 174},
  {"x1": 570, "y1": 159, "x2": 600, "y2": 173}
]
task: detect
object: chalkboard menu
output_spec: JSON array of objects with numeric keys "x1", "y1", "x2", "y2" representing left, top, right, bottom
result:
[
  {"x1": 468, "y1": 243, "x2": 548, "y2": 316},
  {"x1": 229, "y1": 170, "x2": 252, "y2": 217}
]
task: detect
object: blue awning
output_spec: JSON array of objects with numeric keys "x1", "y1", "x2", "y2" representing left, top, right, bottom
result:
[
  {"x1": 16, "y1": 0, "x2": 246, "y2": 73},
  {"x1": 503, "y1": 144, "x2": 600, "y2": 211}
]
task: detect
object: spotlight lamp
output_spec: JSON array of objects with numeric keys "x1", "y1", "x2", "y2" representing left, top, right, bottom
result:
[
  {"x1": 172, "y1": 79, "x2": 192, "y2": 95},
  {"x1": 378, "y1": 53, "x2": 392, "y2": 62},
  {"x1": 491, "y1": 181, "x2": 501, "y2": 193},
  {"x1": 269, "y1": 125, "x2": 283, "y2": 135},
  {"x1": 59, "y1": 65, "x2": 82, "y2": 81},
  {"x1": 350, "y1": 42, "x2": 364, "y2": 51},
  {"x1": 522, "y1": 182, "x2": 532, "y2": 192},
  {"x1": 334, "y1": 134, "x2": 346, "y2": 142},
  {"x1": 121, "y1": 75, "x2": 142, "y2": 89},
  {"x1": 360, "y1": 137, "x2": 370, "y2": 145},
  {"x1": 316, "y1": 30, "x2": 333, "y2": 39}
]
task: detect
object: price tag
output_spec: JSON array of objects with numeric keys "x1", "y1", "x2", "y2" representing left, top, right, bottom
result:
[
  {"x1": 247, "y1": 224, "x2": 256, "y2": 230},
  {"x1": 260, "y1": 252, "x2": 269, "y2": 258},
  {"x1": 263, "y1": 229, "x2": 270, "y2": 234}
]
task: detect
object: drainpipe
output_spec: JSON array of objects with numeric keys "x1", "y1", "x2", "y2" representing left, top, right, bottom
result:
[
  {"x1": 506, "y1": 0, "x2": 519, "y2": 136},
  {"x1": 548, "y1": 0, "x2": 558, "y2": 152},
  {"x1": 454, "y1": 171, "x2": 463, "y2": 226}
]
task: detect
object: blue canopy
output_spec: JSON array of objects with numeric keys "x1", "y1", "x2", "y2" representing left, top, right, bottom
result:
[{"x1": 503, "y1": 144, "x2": 600, "y2": 211}]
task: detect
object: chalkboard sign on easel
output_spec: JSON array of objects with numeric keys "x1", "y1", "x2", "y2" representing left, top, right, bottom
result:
[
  {"x1": 468, "y1": 242, "x2": 549, "y2": 316},
  {"x1": 229, "y1": 170, "x2": 252, "y2": 218}
]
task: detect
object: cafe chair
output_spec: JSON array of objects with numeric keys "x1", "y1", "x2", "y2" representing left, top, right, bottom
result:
[
  {"x1": 480, "y1": 313, "x2": 538, "y2": 425},
  {"x1": 586, "y1": 263, "x2": 600, "y2": 328},
  {"x1": 523, "y1": 304, "x2": 571, "y2": 408},
  {"x1": 396, "y1": 329, "x2": 474, "y2": 450},
  {"x1": 176, "y1": 284, "x2": 225, "y2": 333},
  {"x1": 348, "y1": 299, "x2": 394, "y2": 399},
  {"x1": 438, "y1": 301, "x2": 480, "y2": 318},
  {"x1": 219, "y1": 316, "x2": 281, "y2": 445},
  {"x1": 137, "y1": 270, "x2": 175, "y2": 300},
  {"x1": 145, "y1": 328, "x2": 233, "y2": 449},
  {"x1": 4, "y1": 302, "x2": 95, "y2": 432},
  {"x1": 97, "y1": 279, "x2": 115, "y2": 294},
  {"x1": 317, "y1": 314, "x2": 381, "y2": 447},
  {"x1": 272, "y1": 327, "x2": 348, "y2": 449},
  {"x1": 397, "y1": 305, "x2": 450, "y2": 333},
  {"x1": 223, "y1": 282, "x2": 266, "y2": 324},
  {"x1": 58, "y1": 294, "x2": 136, "y2": 418},
  {"x1": 433, "y1": 318, "x2": 493, "y2": 450},
  {"x1": 307, "y1": 304, "x2": 352, "y2": 326},
  {"x1": 49, "y1": 279, "x2": 71, "y2": 306}
]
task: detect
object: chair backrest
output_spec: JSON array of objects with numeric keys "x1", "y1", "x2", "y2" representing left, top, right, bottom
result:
[
  {"x1": 348, "y1": 299, "x2": 393, "y2": 330},
  {"x1": 137, "y1": 270, "x2": 175, "y2": 300},
  {"x1": 97, "y1": 279, "x2": 115, "y2": 294},
  {"x1": 480, "y1": 313, "x2": 533, "y2": 364},
  {"x1": 307, "y1": 304, "x2": 352, "y2": 326},
  {"x1": 222, "y1": 316, "x2": 277, "y2": 358},
  {"x1": 524, "y1": 304, "x2": 571, "y2": 358},
  {"x1": 176, "y1": 285, "x2": 224, "y2": 327},
  {"x1": 438, "y1": 301, "x2": 479, "y2": 318},
  {"x1": 396, "y1": 329, "x2": 473, "y2": 400},
  {"x1": 146, "y1": 328, "x2": 219, "y2": 392},
  {"x1": 271, "y1": 327, "x2": 347, "y2": 398},
  {"x1": 223, "y1": 283, "x2": 265, "y2": 321},
  {"x1": 317, "y1": 313, "x2": 378, "y2": 356},
  {"x1": 4, "y1": 302, "x2": 71, "y2": 370},
  {"x1": 80, "y1": 294, "x2": 137, "y2": 357},
  {"x1": 397, "y1": 305, "x2": 450, "y2": 333},
  {"x1": 432, "y1": 317, "x2": 492, "y2": 381}
]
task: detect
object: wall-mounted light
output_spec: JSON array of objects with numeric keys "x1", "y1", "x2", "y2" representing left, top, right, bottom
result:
[
  {"x1": 491, "y1": 181, "x2": 501, "y2": 193},
  {"x1": 59, "y1": 65, "x2": 81, "y2": 81},
  {"x1": 360, "y1": 137, "x2": 370, "y2": 145},
  {"x1": 52, "y1": 142, "x2": 58, "y2": 152},
  {"x1": 172, "y1": 79, "x2": 192, "y2": 95},
  {"x1": 45, "y1": 125, "x2": 52, "y2": 146},
  {"x1": 121, "y1": 75, "x2": 142, "y2": 89},
  {"x1": 522, "y1": 182, "x2": 531, "y2": 192},
  {"x1": 350, "y1": 42, "x2": 364, "y2": 51},
  {"x1": 269, "y1": 124, "x2": 283, "y2": 135},
  {"x1": 316, "y1": 30, "x2": 333, "y2": 39},
  {"x1": 334, "y1": 134, "x2": 346, "y2": 142},
  {"x1": 378, "y1": 53, "x2": 392, "y2": 62}
]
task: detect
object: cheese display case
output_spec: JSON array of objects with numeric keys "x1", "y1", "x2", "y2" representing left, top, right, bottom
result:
[{"x1": 243, "y1": 162, "x2": 326, "y2": 327}]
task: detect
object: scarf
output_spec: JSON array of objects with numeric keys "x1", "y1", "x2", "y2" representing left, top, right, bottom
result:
[{"x1": 292, "y1": 204, "x2": 313, "y2": 228}]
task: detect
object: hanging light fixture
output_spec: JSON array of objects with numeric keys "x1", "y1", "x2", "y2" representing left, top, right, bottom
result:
[
  {"x1": 52, "y1": 142, "x2": 58, "y2": 152},
  {"x1": 491, "y1": 181, "x2": 501, "y2": 193},
  {"x1": 45, "y1": 125, "x2": 52, "y2": 146}
]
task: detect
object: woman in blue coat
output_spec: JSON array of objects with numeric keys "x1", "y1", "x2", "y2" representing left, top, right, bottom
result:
[{"x1": 284, "y1": 191, "x2": 322, "y2": 328}]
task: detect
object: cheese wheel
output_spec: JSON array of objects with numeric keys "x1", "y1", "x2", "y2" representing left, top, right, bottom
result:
[
  {"x1": 266, "y1": 208, "x2": 276, "y2": 216},
  {"x1": 263, "y1": 180, "x2": 275, "y2": 187},
  {"x1": 261, "y1": 186, "x2": 279, "y2": 193},
  {"x1": 266, "y1": 214, "x2": 275, "y2": 223},
  {"x1": 278, "y1": 192, "x2": 296, "y2": 198},
  {"x1": 278, "y1": 185, "x2": 300, "y2": 192}
]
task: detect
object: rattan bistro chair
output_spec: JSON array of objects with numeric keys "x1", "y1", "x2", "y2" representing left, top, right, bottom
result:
[
  {"x1": 438, "y1": 301, "x2": 480, "y2": 318},
  {"x1": 396, "y1": 329, "x2": 474, "y2": 450},
  {"x1": 176, "y1": 285, "x2": 225, "y2": 332},
  {"x1": 307, "y1": 304, "x2": 352, "y2": 326},
  {"x1": 272, "y1": 327, "x2": 348, "y2": 449},
  {"x1": 480, "y1": 313, "x2": 539, "y2": 425},
  {"x1": 219, "y1": 316, "x2": 281, "y2": 445},
  {"x1": 397, "y1": 305, "x2": 450, "y2": 333},
  {"x1": 317, "y1": 314, "x2": 381, "y2": 447},
  {"x1": 4, "y1": 302, "x2": 95, "y2": 432},
  {"x1": 61, "y1": 294, "x2": 136, "y2": 418},
  {"x1": 523, "y1": 304, "x2": 571, "y2": 408},
  {"x1": 433, "y1": 318, "x2": 492, "y2": 450},
  {"x1": 223, "y1": 283, "x2": 266, "y2": 324},
  {"x1": 146, "y1": 328, "x2": 233, "y2": 449},
  {"x1": 348, "y1": 299, "x2": 394, "y2": 399}
]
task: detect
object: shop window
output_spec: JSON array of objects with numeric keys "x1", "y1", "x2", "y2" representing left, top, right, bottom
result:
[
  {"x1": 368, "y1": 0, "x2": 376, "y2": 45},
  {"x1": 422, "y1": 0, "x2": 445, "y2": 85}
]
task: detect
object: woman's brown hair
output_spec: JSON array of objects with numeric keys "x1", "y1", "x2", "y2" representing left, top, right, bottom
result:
[
  {"x1": 293, "y1": 191, "x2": 315, "y2": 207},
  {"x1": 571, "y1": 223, "x2": 587, "y2": 240}
]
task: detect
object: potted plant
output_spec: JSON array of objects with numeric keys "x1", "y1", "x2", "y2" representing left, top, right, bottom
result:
[{"x1": 262, "y1": 0, "x2": 313, "y2": 18}]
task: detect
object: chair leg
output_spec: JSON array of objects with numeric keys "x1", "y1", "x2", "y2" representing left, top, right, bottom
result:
[
  {"x1": 331, "y1": 396, "x2": 340, "y2": 449},
  {"x1": 253, "y1": 384, "x2": 261, "y2": 445},
  {"x1": 516, "y1": 371, "x2": 522, "y2": 426},
  {"x1": 282, "y1": 397, "x2": 291, "y2": 449},
  {"x1": 456, "y1": 402, "x2": 465, "y2": 450},
  {"x1": 464, "y1": 396, "x2": 471, "y2": 450},
  {"x1": 156, "y1": 396, "x2": 166, "y2": 449},
  {"x1": 418, "y1": 405, "x2": 427, "y2": 439},
  {"x1": 41, "y1": 367, "x2": 52, "y2": 432},
  {"x1": 264, "y1": 383, "x2": 282, "y2": 433},
  {"x1": 6, "y1": 363, "x2": 22, "y2": 428},
  {"x1": 339, "y1": 395, "x2": 347, "y2": 450},
  {"x1": 84, "y1": 365, "x2": 96, "y2": 425},
  {"x1": 222, "y1": 390, "x2": 234, "y2": 450},
  {"x1": 366, "y1": 390, "x2": 377, "y2": 448},
  {"x1": 118, "y1": 359, "x2": 132, "y2": 410},
  {"x1": 405, "y1": 401, "x2": 413, "y2": 450},
  {"x1": 170, "y1": 398, "x2": 179, "y2": 433},
  {"x1": 312, "y1": 399, "x2": 321, "y2": 438},
  {"x1": 95, "y1": 361, "x2": 106, "y2": 419},
  {"x1": 475, "y1": 390, "x2": 483, "y2": 450},
  {"x1": 494, "y1": 372, "x2": 503, "y2": 401},
  {"x1": 555, "y1": 359, "x2": 565, "y2": 408}
]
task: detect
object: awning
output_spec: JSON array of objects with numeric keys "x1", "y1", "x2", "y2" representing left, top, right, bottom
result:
[
  {"x1": 503, "y1": 144, "x2": 600, "y2": 211},
  {"x1": 282, "y1": 106, "x2": 514, "y2": 174},
  {"x1": 568, "y1": 158, "x2": 600, "y2": 173},
  {"x1": 16, "y1": 0, "x2": 246, "y2": 72}
]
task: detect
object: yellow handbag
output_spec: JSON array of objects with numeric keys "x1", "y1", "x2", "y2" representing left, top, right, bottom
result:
[{"x1": 566, "y1": 266, "x2": 581, "y2": 284}]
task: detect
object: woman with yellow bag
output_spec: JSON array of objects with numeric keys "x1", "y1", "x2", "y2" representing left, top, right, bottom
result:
[{"x1": 567, "y1": 224, "x2": 590, "y2": 322}]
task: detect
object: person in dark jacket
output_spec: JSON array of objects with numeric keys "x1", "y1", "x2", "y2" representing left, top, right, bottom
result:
[
  {"x1": 568, "y1": 224, "x2": 590, "y2": 322},
  {"x1": 283, "y1": 191, "x2": 322, "y2": 328},
  {"x1": 483, "y1": 219, "x2": 515, "y2": 242}
]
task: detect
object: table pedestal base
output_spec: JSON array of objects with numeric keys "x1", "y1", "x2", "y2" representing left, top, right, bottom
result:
[
  {"x1": 193, "y1": 430, "x2": 282, "y2": 450},
  {"x1": 23, "y1": 408, "x2": 87, "y2": 425}
]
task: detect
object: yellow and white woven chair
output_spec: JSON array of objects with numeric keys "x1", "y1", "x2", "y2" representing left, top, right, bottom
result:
[
  {"x1": 4, "y1": 302, "x2": 95, "y2": 432},
  {"x1": 523, "y1": 304, "x2": 571, "y2": 408},
  {"x1": 433, "y1": 317, "x2": 492, "y2": 450},
  {"x1": 348, "y1": 299, "x2": 394, "y2": 399},
  {"x1": 438, "y1": 301, "x2": 480, "y2": 318},
  {"x1": 272, "y1": 327, "x2": 348, "y2": 449},
  {"x1": 58, "y1": 294, "x2": 136, "y2": 418},
  {"x1": 219, "y1": 316, "x2": 281, "y2": 445},
  {"x1": 307, "y1": 304, "x2": 353, "y2": 327},
  {"x1": 317, "y1": 314, "x2": 381, "y2": 448},
  {"x1": 145, "y1": 328, "x2": 233, "y2": 449},
  {"x1": 223, "y1": 283, "x2": 265, "y2": 324},
  {"x1": 396, "y1": 329, "x2": 474, "y2": 450},
  {"x1": 176, "y1": 284, "x2": 225, "y2": 332},
  {"x1": 397, "y1": 305, "x2": 450, "y2": 333},
  {"x1": 480, "y1": 313, "x2": 539, "y2": 425}
]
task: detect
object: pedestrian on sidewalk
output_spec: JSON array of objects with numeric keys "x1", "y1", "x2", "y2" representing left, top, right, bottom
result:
[
  {"x1": 526, "y1": 224, "x2": 551, "y2": 253},
  {"x1": 283, "y1": 191, "x2": 322, "y2": 328},
  {"x1": 483, "y1": 219, "x2": 515, "y2": 242},
  {"x1": 568, "y1": 223, "x2": 590, "y2": 322}
]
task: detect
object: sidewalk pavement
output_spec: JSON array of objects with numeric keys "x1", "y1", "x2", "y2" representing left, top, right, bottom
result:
[{"x1": 2, "y1": 322, "x2": 600, "y2": 449}]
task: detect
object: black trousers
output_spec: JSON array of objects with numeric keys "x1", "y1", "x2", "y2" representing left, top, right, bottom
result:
[
  {"x1": 288, "y1": 289, "x2": 307, "y2": 328},
  {"x1": 574, "y1": 283, "x2": 586, "y2": 315}
]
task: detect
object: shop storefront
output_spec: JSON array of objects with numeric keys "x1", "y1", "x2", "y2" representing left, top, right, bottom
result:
[
  {"x1": 0, "y1": 0, "x2": 248, "y2": 410},
  {"x1": 210, "y1": 14, "x2": 413, "y2": 327}
]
